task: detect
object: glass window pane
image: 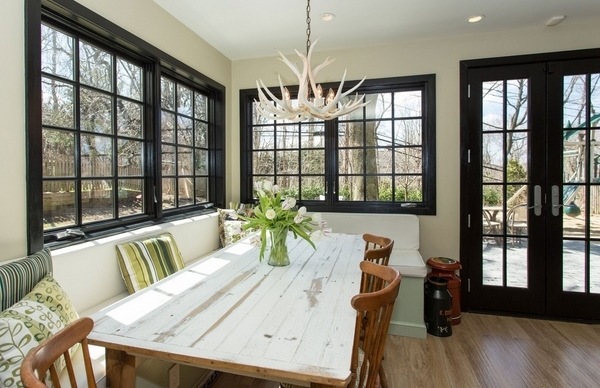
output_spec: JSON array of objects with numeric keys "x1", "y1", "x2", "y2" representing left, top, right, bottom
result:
[
  {"x1": 177, "y1": 117, "x2": 193, "y2": 146},
  {"x1": 43, "y1": 180, "x2": 76, "y2": 230},
  {"x1": 161, "y1": 77, "x2": 175, "y2": 111},
  {"x1": 79, "y1": 42, "x2": 112, "y2": 92},
  {"x1": 118, "y1": 139, "x2": 143, "y2": 177},
  {"x1": 195, "y1": 121, "x2": 207, "y2": 148},
  {"x1": 395, "y1": 91, "x2": 422, "y2": 117},
  {"x1": 81, "y1": 179, "x2": 113, "y2": 223},
  {"x1": 43, "y1": 129, "x2": 75, "y2": 177},
  {"x1": 253, "y1": 151, "x2": 274, "y2": 174},
  {"x1": 374, "y1": 148, "x2": 392, "y2": 174},
  {"x1": 178, "y1": 177, "x2": 194, "y2": 206},
  {"x1": 275, "y1": 150, "x2": 299, "y2": 174},
  {"x1": 80, "y1": 88, "x2": 113, "y2": 134},
  {"x1": 395, "y1": 120, "x2": 422, "y2": 145},
  {"x1": 253, "y1": 126, "x2": 275, "y2": 150},
  {"x1": 177, "y1": 146, "x2": 193, "y2": 175},
  {"x1": 81, "y1": 135, "x2": 112, "y2": 177},
  {"x1": 117, "y1": 99, "x2": 142, "y2": 138},
  {"x1": 195, "y1": 149, "x2": 208, "y2": 175},
  {"x1": 195, "y1": 177, "x2": 208, "y2": 203},
  {"x1": 116, "y1": 58, "x2": 142, "y2": 100},
  {"x1": 340, "y1": 122, "x2": 364, "y2": 147},
  {"x1": 482, "y1": 81, "x2": 503, "y2": 131},
  {"x1": 366, "y1": 92, "x2": 392, "y2": 119},
  {"x1": 42, "y1": 78, "x2": 75, "y2": 128},
  {"x1": 300, "y1": 122, "x2": 324, "y2": 148},
  {"x1": 339, "y1": 149, "x2": 364, "y2": 175},
  {"x1": 161, "y1": 111, "x2": 176, "y2": 143},
  {"x1": 373, "y1": 176, "x2": 392, "y2": 201},
  {"x1": 395, "y1": 147, "x2": 422, "y2": 174},
  {"x1": 41, "y1": 24, "x2": 74, "y2": 80},
  {"x1": 374, "y1": 121, "x2": 392, "y2": 146},
  {"x1": 177, "y1": 84, "x2": 193, "y2": 116},
  {"x1": 277, "y1": 125, "x2": 299, "y2": 149},
  {"x1": 300, "y1": 176, "x2": 324, "y2": 200},
  {"x1": 300, "y1": 150, "x2": 324, "y2": 174},
  {"x1": 396, "y1": 176, "x2": 422, "y2": 202},
  {"x1": 118, "y1": 179, "x2": 143, "y2": 216},
  {"x1": 162, "y1": 178, "x2": 176, "y2": 209},
  {"x1": 162, "y1": 145, "x2": 176, "y2": 176},
  {"x1": 195, "y1": 92, "x2": 207, "y2": 120},
  {"x1": 339, "y1": 176, "x2": 364, "y2": 201}
]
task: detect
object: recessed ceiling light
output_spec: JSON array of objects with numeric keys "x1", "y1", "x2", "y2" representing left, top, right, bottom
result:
[
  {"x1": 320, "y1": 13, "x2": 335, "y2": 22},
  {"x1": 545, "y1": 15, "x2": 565, "y2": 26},
  {"x1": 468, "y1": 15, "x2": 485, "y2": 23}
]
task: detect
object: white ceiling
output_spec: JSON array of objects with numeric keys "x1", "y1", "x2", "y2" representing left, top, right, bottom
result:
[{"x1": 152, "y1": 0, "x2": 600, "y2": 61}]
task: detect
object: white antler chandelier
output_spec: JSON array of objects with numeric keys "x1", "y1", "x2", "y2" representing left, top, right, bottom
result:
[{"x1": 256, "y1": 0, "x2": 369, "y2": 122}]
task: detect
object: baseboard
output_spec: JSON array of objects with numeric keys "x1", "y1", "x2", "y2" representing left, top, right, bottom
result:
[{"x1": 388, "y1": 320, "x2": 427, "y2": 339}]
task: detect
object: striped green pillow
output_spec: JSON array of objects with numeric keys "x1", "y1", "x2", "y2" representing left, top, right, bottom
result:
[
  {"x1": 0, "y1": 248, "x2": 53, "y2": 312},
  {"x1": 116, "y1": 233, "x2": 186, "y2": 294}
]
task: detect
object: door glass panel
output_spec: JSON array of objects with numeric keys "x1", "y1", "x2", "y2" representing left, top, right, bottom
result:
[
  {"x1": 482, "y1": 81, "x2": 502, "y2": 131},
  {"x1": 591, "y1": 242, "x2": 600, "y2": 294},
  {"x1": 482, "y1": 133, "x2": 503, "y2": 183},
  {"x1": 483, "y1": 238, "x2": 503, "y2": 286},
  {"x1": 563, "y1": 75, "x2": 587, "y2": 128},
  {"x1": 507, "y1": 242, "x2": 527, "y2": 288},
  {"x1": 481, "y1": 78, "x2": 530, "y2": 290},
  {"x1": 506, "y1": 79, "x2": 529, "y2": 130},
  {"x1": 563, "y1": 240, "x2": 586, "y2": 293}
]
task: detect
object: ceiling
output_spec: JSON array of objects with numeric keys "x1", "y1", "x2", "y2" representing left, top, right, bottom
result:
[{"x1": 152, "y1": 0, "x2": 600, "y2": 61}]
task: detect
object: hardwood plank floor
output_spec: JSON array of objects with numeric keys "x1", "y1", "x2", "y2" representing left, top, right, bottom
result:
[{"x1": 210, "y1": 313, "x2": 600, "y2": 388}]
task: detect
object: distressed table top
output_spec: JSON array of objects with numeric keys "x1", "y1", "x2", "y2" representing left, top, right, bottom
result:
[{"x1": 88, "y1": 233, "x2": 364, "y2": 387}]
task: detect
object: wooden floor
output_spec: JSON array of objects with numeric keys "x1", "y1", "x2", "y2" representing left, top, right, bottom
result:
[{"x1": 210, "y1": 313, "x2": 600, "y2": 388}]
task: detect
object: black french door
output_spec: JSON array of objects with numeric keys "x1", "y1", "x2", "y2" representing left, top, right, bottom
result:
[{"x1": 461, "y1": 51, "x2": 600, "y2": 320}]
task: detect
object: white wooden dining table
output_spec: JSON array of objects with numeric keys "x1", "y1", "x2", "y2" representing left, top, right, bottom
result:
[{"x1": 88, "y1": 232, "x2": 364, "y2": 388}]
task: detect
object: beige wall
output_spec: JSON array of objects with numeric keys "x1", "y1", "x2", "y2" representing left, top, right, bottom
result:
[
  {"x1": 2, "y1": 0, "x2": 600, "y2": 263},
  {"x1": 231, "y1": 21, "x2": 600, "y2": 261}
]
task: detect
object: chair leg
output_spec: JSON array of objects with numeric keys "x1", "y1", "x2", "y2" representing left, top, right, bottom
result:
[{"x1": 379, "y1": 363, "x2": 389, "y2": 388}]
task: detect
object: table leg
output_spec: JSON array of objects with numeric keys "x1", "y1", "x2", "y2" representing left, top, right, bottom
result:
[{"x1": 105, "y1": 348, "x2": 136, "y2": 388}]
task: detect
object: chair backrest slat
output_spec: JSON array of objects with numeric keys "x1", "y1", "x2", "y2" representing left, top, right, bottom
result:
[{"x1": 20, "y1": 317, "x2": 97, "y2": 388}]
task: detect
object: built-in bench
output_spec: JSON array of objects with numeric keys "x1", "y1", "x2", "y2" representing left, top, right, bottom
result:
[{"x1": 322, "y1": 213, "x2": 427, "y2": 339}]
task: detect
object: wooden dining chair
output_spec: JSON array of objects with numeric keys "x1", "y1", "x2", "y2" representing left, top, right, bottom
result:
[
  {"x1": 351, "y1": 261, "x2": 401, "y2": 388},
  {"x1": 20, "y1": 317, "x2": 97, "y2": 388},
  {"x1": 362, "y1": 233, "x2": 394, "y2": 266}
]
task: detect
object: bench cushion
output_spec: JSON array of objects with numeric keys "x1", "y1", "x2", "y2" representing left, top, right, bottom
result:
[
  {"x1": 116, "y1": 232, "x2": 186, "y2": 294},
  {"x1": 0, "y1": 275, "x2": 78, "y2": 387},
  {"x1": 0, "y1": 248, "x2": 53, "y2": 312}
]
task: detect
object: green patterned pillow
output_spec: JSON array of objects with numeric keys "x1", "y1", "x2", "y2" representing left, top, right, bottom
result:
[
  {"x1": 218, "y1": 206, "x2": 254, "y2": 248},
  {"x1": 0, "y1": 275, "x2": 79, "y2": 387},
  {"x1": 0, "y1": 248, "x2": 53, "y2": 312},
  {"x1": 116, "y1": 232, "x2": 186, "y2": 294}
]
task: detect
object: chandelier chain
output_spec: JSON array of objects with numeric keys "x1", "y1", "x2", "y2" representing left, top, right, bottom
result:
[{"x1": 306, "y1": 0, "x2": 312, "y2": 55}]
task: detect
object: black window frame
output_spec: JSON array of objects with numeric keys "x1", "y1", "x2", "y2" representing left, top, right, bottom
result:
[
  {"x1": 239, "y1": 75, "x2": 436, "y2": 214},
  {"x1": 25, "y1": 0, "x2": 225, "y2": 253}
]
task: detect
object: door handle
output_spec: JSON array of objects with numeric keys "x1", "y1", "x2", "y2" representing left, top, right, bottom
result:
[
  {"x1": 533, "y1": 185, "x2": 542, "y2": 216},
  {"x1": 551, "y1": 184, "x2": 565, "y2": 216}
]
